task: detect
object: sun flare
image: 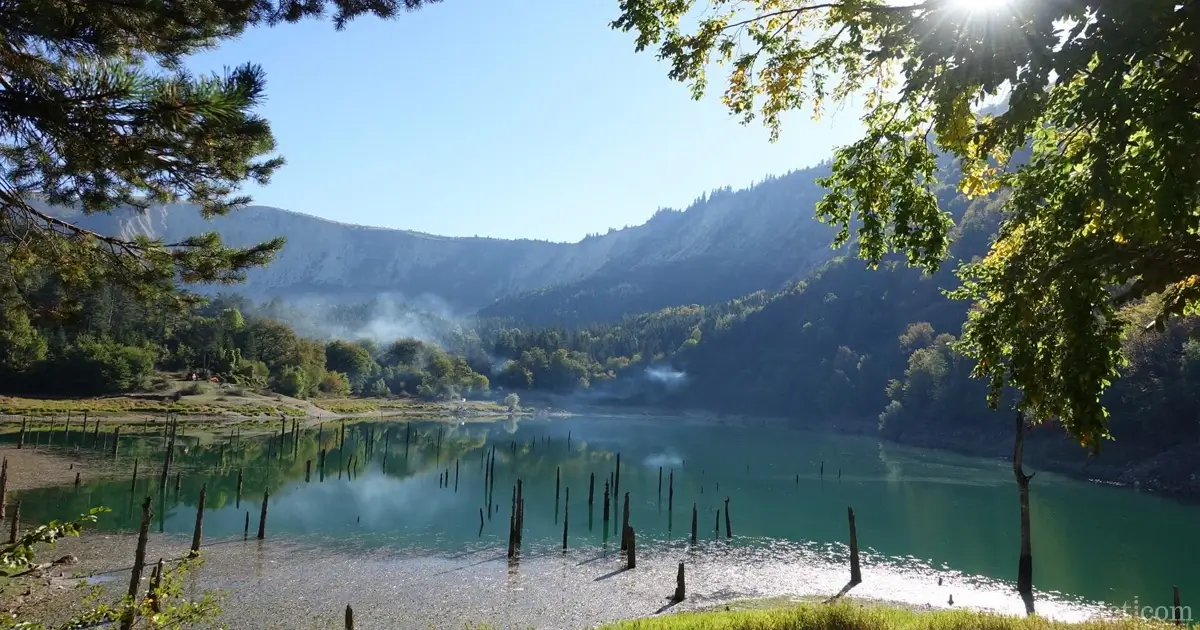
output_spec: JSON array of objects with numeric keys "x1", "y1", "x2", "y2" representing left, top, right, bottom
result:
[{"x1": 947, "y1": 0, "x2": 1013, "y2": 14}]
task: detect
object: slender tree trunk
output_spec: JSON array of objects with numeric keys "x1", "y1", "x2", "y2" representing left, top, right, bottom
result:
[{"x1": 1014, "y1": 411, "x2": 1035, "y2": 614}]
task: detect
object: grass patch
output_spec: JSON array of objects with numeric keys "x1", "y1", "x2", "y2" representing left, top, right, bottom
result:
[
  {"x1": 600, "y1": 603, "x2": 1162, "y2": 630},
  {"x1": 0, "y1": 395, "x2": 307, "y2": 418},
  {"x1": 313, "y1": 400, "x2": 381, "y2": 414}
]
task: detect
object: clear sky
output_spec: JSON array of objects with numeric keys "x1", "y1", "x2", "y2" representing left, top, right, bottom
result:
[{"x1": 189, "y1": 0, "x2": 864, "y2": 243}]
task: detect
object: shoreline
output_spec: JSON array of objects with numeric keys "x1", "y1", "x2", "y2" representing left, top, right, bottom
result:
[{"x1": 5, "y1": 530, "x2": 1111, "y2": 629}]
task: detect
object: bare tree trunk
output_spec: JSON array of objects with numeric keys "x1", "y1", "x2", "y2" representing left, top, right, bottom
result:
[{"x1": 1014, "y1": 411, "x2": 1035, "y2": 615}]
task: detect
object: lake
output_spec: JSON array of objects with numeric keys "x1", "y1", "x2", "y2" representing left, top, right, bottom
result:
[{"x1": 12, "y1": 414, "x2": 1199, "y2": 626}]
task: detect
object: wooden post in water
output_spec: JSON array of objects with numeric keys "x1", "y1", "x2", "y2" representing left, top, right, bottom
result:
[
  {"x1": 515, "y1": 478, "x2": 524, "y2": 550},
  {"x1": 479, "y1": 508, "x2": 484, "y2": 536},
  {"x1": 189, "y1": 484, "x2": 207, "y2": 558},
  {"x1": 674, "y1": 562, "x2": 686, "y2": 602},
  {"x1": 91, "y1": 416, "x2": 100, "y2": 448},
  {"x1": 244, "y1": 511, "x2": 250, "y2": 540},
  {"x1": 257, "y1": 490, "x2": 270, "y2": 539},
  {"x1": 724, "y1": 497, "x2": 732, "y2": 538},
  {"x1": 690, "y1": 503, "x2": 698, "y2": 545},
  {"x1": 588, "y1": 472, "x2": 595, "y2": 506},
  {"x1": 625, "y1": 526, "x2": 636, "y2": 569},
  {"x1": 455, "y1": 458, "x2": 460, "y2": 492},
  {"x1": 1173, "y1": 585, "x2": 1182, "y2": 626},
  {"x1": 7, "y1": 500, "x2": 19, "y2": 544},
  {"x1": 305, "y1": 460, "x2": 312, "y2": 482},
  {"x1": 345, "y1": 604, "x2": 354, "y2": 630},
  {"x1": 714, "y1": 509, "x2": 720, "y2": 539},
  {"x1": 174, "y1": 472, "x2": 181, "y2": 497},
  {"x1": 602, "y1": 480, "x2": 610, "y2": 523},
  {"x1": 436, "y1": 427, "x2": 442, "y2": 466},
  {"x1": 159, "y1": 423, "x2": 175, "y2": 492},
  {"x1": 236, "y1": 468, "x2": 243, "y2": 508},
  {"x1": 507, "y1": 485, "x2": 517, "y2": 559},
  {"x1": 668, "y1": 471, "x2": 674, "y2": 514},
  {"x1": 75, "y1": 472, "x2": 81, "y2": 486},
  {"x1": 111, "y1": 425, "x2": 121, "y2": 456},
  {"x1": 63, "y1": 412, "x2": 71, "y2": 444},
  {"x1": 16, "y1": 419, "x2": 24, "y2": 449},
  {"x1": 488, "y1": 446, "x2": 496, "y2": 510},
  {"x1": 562, "y1": 487, "x2": 569, "y2": 551},
  {"x1": 405, "y1": 422, "x2": 411, "y2": 458},
  {"x1": 555, "y1": 466, "x2": 561, "y2": 522},
  {"x1": 120, "y1": 496, "x2": 151, "y2": 630},
  {"x1": 130, "y1": 458, "x2": 139, "y2": 494},
  {"x1": 620, "y1": 492, "x2": 631, "y2": 551},
  {"x1": 614, "y1": 453, "x2": 621, "y2": 501},
  {"x1": 567, "y1": 430, "x2": 571, "y2": 452},
  {"x1": 0, "y1": 458, "x2": 7, "y2": 519},
  {"x1": 848, "y1": 506, "x2": 862, "y2": 585},
  {"x1": 658, "y1": 467, "x2": 662, "y2": 504}
]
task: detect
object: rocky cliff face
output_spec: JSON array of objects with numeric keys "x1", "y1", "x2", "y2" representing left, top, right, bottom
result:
[{"x1": 55, "y1": 162, "x2": 840, "y2": 321}]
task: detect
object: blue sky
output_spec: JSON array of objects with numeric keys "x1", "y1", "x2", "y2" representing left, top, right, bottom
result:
[{"x1": 189, "y1": 0, "x2": 863, "y2": 243}]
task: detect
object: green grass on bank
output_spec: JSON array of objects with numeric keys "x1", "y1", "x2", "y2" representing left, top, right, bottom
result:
[{"x1": 600, "y1": 603, "x2": 1172, "y2": 630}]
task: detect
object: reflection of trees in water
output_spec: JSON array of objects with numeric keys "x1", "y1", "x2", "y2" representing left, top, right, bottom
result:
[{"x1": 24, "y1": 418, "x2": 620, "y2": 532}]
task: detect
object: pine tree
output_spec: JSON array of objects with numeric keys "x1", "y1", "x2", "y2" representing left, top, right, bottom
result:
[{"x1": 0, "y1": 0, "x2": 441, "y2": 320}]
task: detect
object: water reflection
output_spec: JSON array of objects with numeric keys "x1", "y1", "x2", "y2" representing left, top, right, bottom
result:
[{"x1": 10, "y1": 415, "x2": 1200, "y2": 619}]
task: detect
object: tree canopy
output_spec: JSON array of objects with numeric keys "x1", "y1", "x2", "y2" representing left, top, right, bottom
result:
[
  {"x1": 612, "y1": 0, "x2": 1200, "y2": 449},
  {"x1": 0, "y1": 0, "x2": 440, "y2": 320}
]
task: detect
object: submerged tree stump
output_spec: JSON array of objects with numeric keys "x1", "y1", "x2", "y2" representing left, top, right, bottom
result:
[
  {"x1": 625, "y1": 526, "x2": 636, "y2": 569},
  {"x1": 257, "y1": 490, "x2": 270, "y2": 540},
  {"x1": 620, "y1": 492, "x2": 631, "y2": 551},
  {"x1": 345, "y1": 604, "x2": 354, "y2": 630},
  {"x1": 674, "y1": 562, "x2": 686, "y2": 602},
  {"x1": 189, "y1": 484, "x2": 207, "y2": 558},
  {"x1": 614, "y1": 453, "x2": 621, "y2": 501},
  {"x1": 668, "y1": 471, "x2": 674, "y2": 514},
  {"x1": 848, "y1": 506, "x2": 862, "y2": 585},
  {"x1": 562, "y1": 487, "x2": 569, "y2": 551}
]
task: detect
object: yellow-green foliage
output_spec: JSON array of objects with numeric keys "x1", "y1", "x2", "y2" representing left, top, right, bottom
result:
[{"x1": 603, "y1": 604, "x2": 1166, "y2": 630}]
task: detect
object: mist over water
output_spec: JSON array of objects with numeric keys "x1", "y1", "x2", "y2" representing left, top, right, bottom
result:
[{"x1": 15, "y1": 414, "x2": 1200, "y2": 626}]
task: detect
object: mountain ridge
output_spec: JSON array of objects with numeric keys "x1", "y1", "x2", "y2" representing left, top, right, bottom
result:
[{"x1": 46, "y1": 164, "x2": 844, "y2": 321}]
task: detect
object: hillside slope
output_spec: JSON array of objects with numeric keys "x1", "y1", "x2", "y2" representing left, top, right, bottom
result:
[{"x1": 45, "y1": 164, "x2": 840, "y2": 321}]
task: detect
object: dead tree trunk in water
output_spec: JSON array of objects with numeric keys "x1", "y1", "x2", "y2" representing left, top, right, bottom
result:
[
  {"x1": 120, "y1": 496, "x2": 151, "y2": 630},
  {"x1": 1014, "y1": 411, "x2": 1035, "y2": 614},
  {"x1": 189, "y1": 484, "x2": 207, "y2": 558}
]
